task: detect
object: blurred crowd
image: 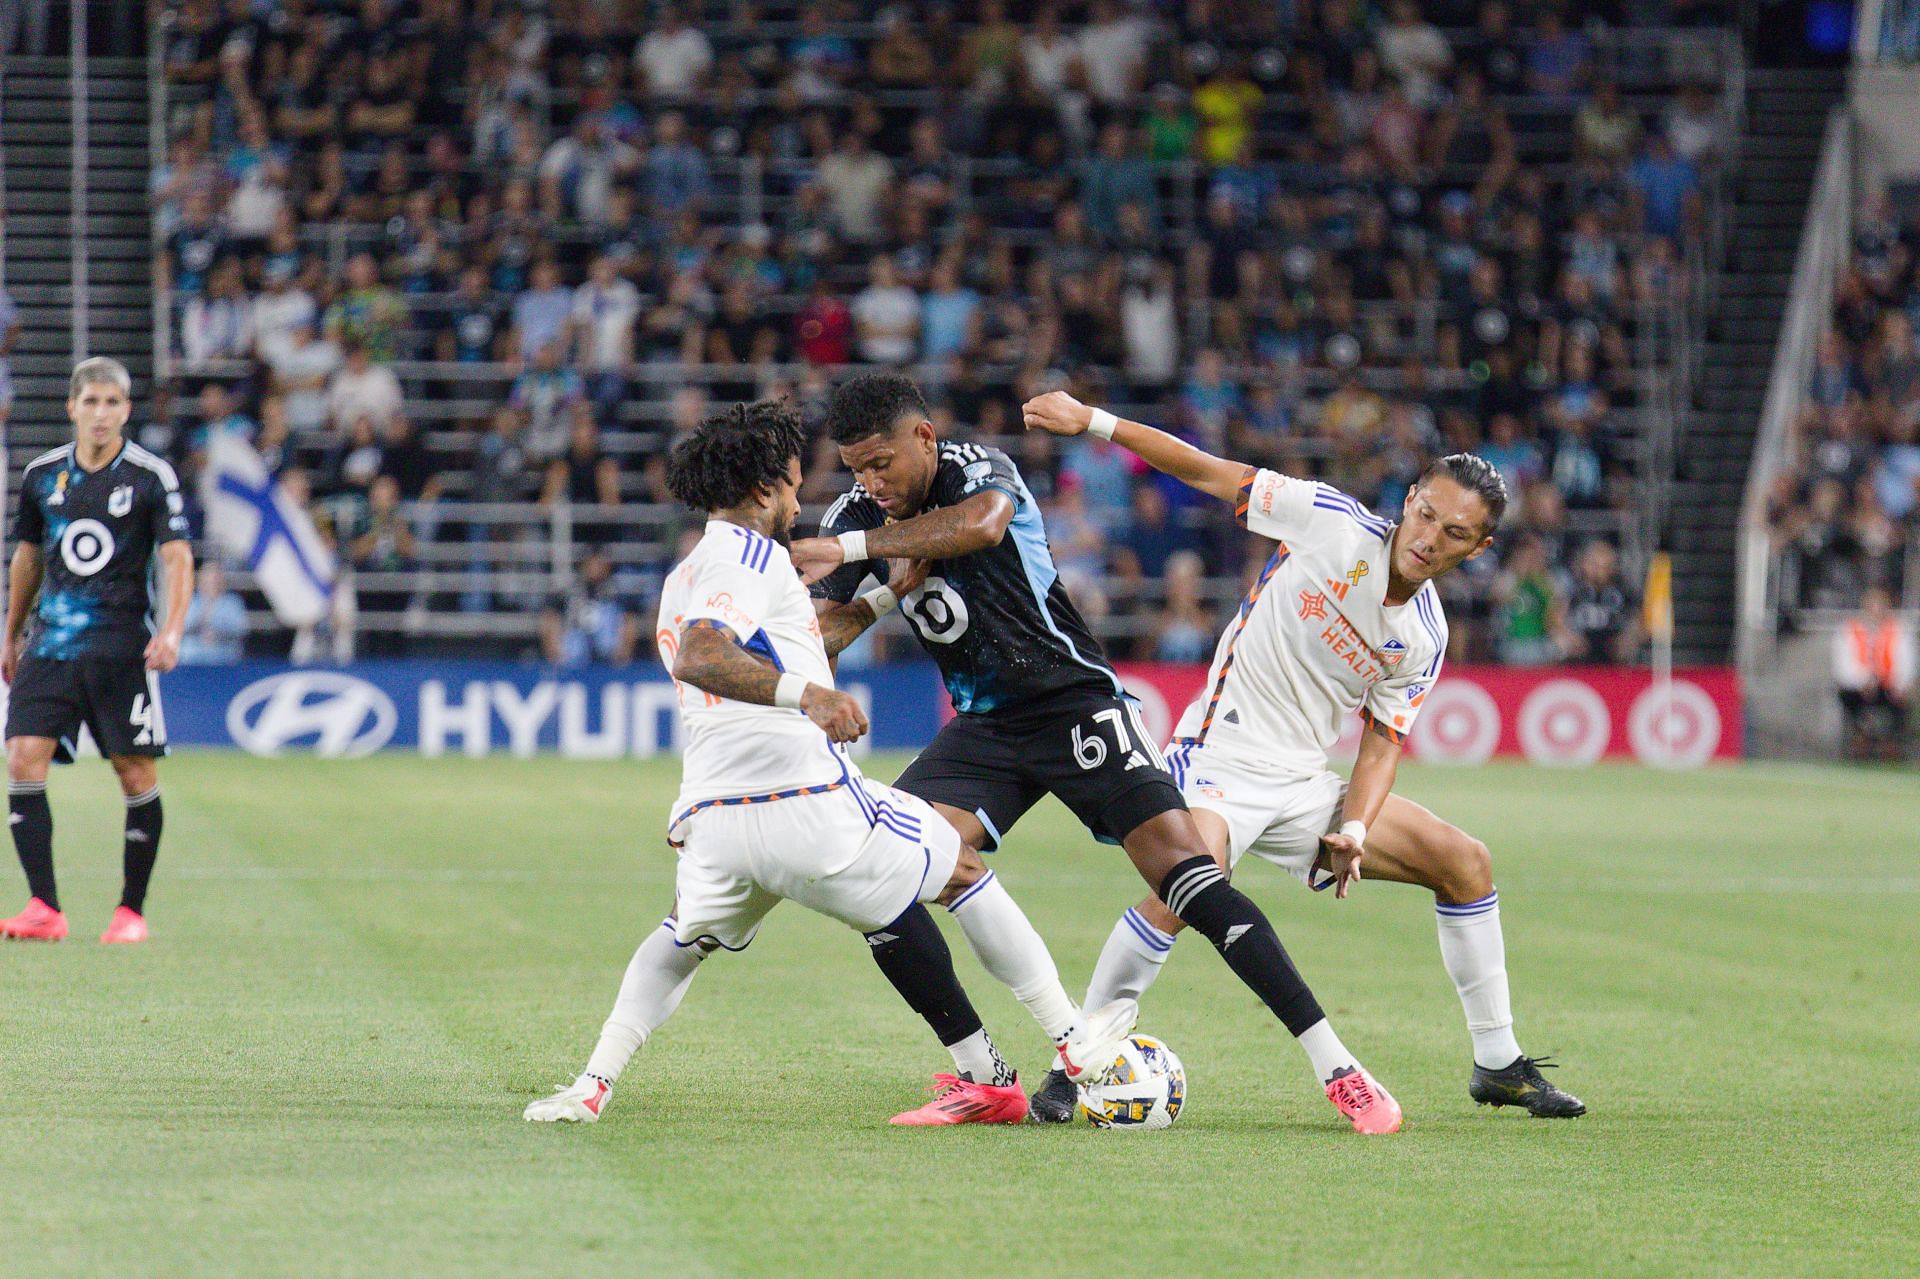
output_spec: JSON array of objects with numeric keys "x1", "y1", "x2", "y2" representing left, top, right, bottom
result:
[
  {"x1": 1764, "y1": 182, "x2": 1920, "y2": 622},
  {"x1": 148, "y1": 0, "x2": 1730, "y2": 664}
]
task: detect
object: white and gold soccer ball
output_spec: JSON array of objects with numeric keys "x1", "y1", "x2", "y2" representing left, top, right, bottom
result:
[{"x1": 1079, "y1": 1034, "x2": 1186, "y2": 1130}]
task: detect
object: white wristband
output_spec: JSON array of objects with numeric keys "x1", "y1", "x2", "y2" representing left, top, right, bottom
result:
[
  {"x1": 860, "y1": 586, "x2": 899, "y2": 618},
  {"x1": 774, "y1": 673, "x2": 809, "y2": 710},
  {"x1": 1087, "y1": 408, "x2": 1118, "y2": 440},
  {"x1": 836, "y1": 530, "x2": 869, "y2": 563},
  {"x1": 1339, "y1": 820, "x2": 1368, "y2": 847}
]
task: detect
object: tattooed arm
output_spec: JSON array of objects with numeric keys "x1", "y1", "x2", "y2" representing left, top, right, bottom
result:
[
  {"x1": 814, "y1": 558, "x2": 929, "y2": 657},
  {"x1": 790, "y1": 492, "x2": 1012, "y2": 585},
  {"x1": 673, "y1": 620, "x2": 868, "y2": 741}
]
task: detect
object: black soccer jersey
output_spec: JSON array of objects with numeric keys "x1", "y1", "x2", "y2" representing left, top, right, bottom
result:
[
  {"x1": 813, "y1": 440, "x2": 1121, "y2": 714},
  {"x1": 12, "y1": 442, "x2": 189, "y2": 661}
]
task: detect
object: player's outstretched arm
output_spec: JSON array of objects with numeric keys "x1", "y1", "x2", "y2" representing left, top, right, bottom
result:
[
  {"x1": 674, "y1": 620, "x2": 869, "y2": 743},
  {"x1": 2, "y1": 544, "x2": 44, "y2": 685},
  {"x1": 791, "y1": 495, "x2": 1012, "y2": 586},
  {"x1": 1021, "y1": 391, "x2": 1249, "y2": 504}
]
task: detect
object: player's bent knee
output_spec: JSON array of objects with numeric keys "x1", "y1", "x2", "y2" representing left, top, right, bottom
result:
[
  {"x1": 936, "y1": 847, "x2": 988, "y2": 905},
  {"x1": 1443, "y1": 834, "x2": 1493, "y2": 901}
]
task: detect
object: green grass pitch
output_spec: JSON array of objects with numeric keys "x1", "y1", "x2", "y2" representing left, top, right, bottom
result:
[{"x1": 2, "y1": 753, "x2": 1915, "y2": 1277}]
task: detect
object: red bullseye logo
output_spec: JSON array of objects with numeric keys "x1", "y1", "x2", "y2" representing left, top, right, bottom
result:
[
  {"x1": 1411, "y1": 681, "x2": 1500, "y2": 765},
  {"x1": 1627, "y1": 681, "x2": 1722, "y2": 768},
  {"x1": 1517, "y1": 680, "x2": 1611, "y2": 766}
]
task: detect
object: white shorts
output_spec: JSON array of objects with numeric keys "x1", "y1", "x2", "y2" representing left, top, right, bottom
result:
[
  {"x1": 666, "y1": 780, "x2": 962, "y2": 952},
  {"x1": 1166, "y1": 740, "x2": 1346, "y2": 892}
]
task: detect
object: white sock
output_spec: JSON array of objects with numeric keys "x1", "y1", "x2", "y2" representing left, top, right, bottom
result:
[
  {"x1": 1435, "y1": 890, "x2": 1523, "y2": 1070},
  {"x1": 1083, "y1": 907, "x2": 1176, "y2": 1010},
  {"x1": 947, "y1": 1028, "x2": 1014, "y2": 1085},
  {"x1": 946, "y1": 871, "x2": 1081, "y2": 1045},
  {"x1": 1296, "y1": 1017, "x2": 1360, "y2": 1085},
  {"x1": 584, "y1": 920, "x2": 709, "y2": 1083}
]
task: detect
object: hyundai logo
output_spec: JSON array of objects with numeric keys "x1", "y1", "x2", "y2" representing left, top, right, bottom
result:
[{"x1": 226, "y1": 672, "x2": 398, "y2": 758}]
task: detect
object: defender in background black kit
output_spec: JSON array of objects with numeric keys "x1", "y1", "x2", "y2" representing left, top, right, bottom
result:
[{"x1": 1, "y1": 358, "x2": 194, "y2": 945}]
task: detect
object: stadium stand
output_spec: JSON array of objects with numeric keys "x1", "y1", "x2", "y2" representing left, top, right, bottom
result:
[
  {"x1": 1760, "y1": 180, "x2": 1920, "y2": 623},
  {"x1": 24, "y1": 2, "x2": 1746, "y2": 661}
]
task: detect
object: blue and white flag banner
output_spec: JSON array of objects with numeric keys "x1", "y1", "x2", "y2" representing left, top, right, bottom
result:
[{"x1": 201, "y1": 433, "x2": 336, "y2": 627}]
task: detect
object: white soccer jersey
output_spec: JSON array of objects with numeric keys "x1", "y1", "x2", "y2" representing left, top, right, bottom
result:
[
  {"x1": 656, "y1": 519, "x2": 852, "y2": 810},
  {"x1": 1168, "y1": 469, "x2": 1448, "y2": 774}
]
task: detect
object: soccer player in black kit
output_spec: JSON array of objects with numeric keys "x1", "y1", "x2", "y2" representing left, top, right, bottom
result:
[
  {"x1": 793, "y1": 374, "x2": 1403, "y2": 1132},
  {"x1": 1, "y1": 358, "x2": 193, "y2": 943}
]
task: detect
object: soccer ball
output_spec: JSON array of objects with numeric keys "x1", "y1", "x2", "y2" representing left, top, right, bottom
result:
[{"x1": 1079, "y1": 1034, "x2": 1186, "y2": 1130}]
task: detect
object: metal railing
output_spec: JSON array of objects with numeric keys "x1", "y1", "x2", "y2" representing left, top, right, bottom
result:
[
  {"x1": 219, "y1": 496, "x2": 1267, "y2": 645},
  {"x1": 67, "y1": 0, "x2": 88, "y2": 359},
  {"x1": 148, "y1": 5, "x2": 171, "y2": 377},
  {"x1": 1737, "y1": 108, "x2": 1852, "y2": 668}
]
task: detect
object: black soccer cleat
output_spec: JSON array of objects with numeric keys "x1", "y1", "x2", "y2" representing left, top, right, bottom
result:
[
  {"x1": 1028, "y1": 1068, "x2": 1079, "y2": 1124},
  {"x1": 1469, "y1": 1055, "x2": 1587, "y2": 1117}
]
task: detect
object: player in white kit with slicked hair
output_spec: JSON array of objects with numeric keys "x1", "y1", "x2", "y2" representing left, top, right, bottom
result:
[{"x1": 1022, "y1": 390, "x2": 1586, "y2": 1120}]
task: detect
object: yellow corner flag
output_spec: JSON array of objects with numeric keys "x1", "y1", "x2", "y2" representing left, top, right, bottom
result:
[{"x1": 1644, "y1": 551, "x2": 1674, "y2": 643}]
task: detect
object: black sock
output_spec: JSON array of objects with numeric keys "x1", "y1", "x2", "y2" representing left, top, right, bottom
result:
[
  {"x1": 121, "y1": 786, "x2": 162, "y2": 914},
  {"x1": 865, "y1": 903, "x2": 987, "y2": 1052},
  {"x1": 1160, "y1": 856, "x2": 1326, "y2": 1036},
  {"x1": 9, "y1": 780, "x2": 57, "y2": 912}
]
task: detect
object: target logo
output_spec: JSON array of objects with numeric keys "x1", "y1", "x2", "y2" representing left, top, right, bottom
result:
[
  {"x1": 1627, "y1": 681, "x2": 1722, "y2": 769},
  {"x1": 1411, "y1": 681, "x2": 1501, "y2": 765},
  {"x1": 1517, "y1": 680, "x2": 1613, "y2": 766},
  {"x1": 60, "y1": 519, "x2": 117, "y2": 576}
]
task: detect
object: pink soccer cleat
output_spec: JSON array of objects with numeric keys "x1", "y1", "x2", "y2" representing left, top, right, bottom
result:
[
  {"x1": 889, "y1": 1074, "x2": 1030, "y2": 1126},
  {"x1": 1325, "y1": 1065, "x2": 1403, "y2": 1134},
  {"x1": 1, "y1": 898, "x2": 68, "y2": 941},
  {"x1": 100, "y1": 906, "x2": 150, "y2": 945}
]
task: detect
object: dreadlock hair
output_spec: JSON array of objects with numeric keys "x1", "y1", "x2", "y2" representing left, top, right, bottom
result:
[
  {"x1": 827, "y1": 372, "x2": 929, "y2": 445},
  {"x1": 1418, "y1": 453, "x2": 1509, "y2": 533},
  {"x1": 665, "y1": 399, "x2": 809, "y2": 514}
]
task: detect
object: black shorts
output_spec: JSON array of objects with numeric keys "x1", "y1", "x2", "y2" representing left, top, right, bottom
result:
[
  {"x1": 5, "y1": 655, "x2": 169, "y2": 761},
  {"x1": 894, "y1": 685, "x2": 1185, "y2": 851}
]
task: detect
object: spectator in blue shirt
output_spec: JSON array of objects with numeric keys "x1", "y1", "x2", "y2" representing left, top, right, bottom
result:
[
  {"x1": 1874, "y1": 414, "x2": 1920, "y2": 521},
  {"x1": 919, "y1": 260, "x2": 981, "y2": 361},
  {"x1": 642, "y1": 109, "x2": 711, "y2": 216},
  {"x1": 180, "y1": 562, "x2": 249, "y2": 665},
  {"x1": 1081, "y1": 123, "x2": 1160, "y2": 240},
  {"x1": 1627, "y1": 134, "x2": 1701, "y2": 240},
  {"x1": 511, "y1": 259, "x2": 575, "y2": 363},
  {"x1": 1524, "y1": 9, "x2": 1591, "y2": 98}
]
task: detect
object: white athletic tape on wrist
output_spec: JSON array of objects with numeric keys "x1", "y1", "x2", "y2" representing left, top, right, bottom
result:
[
  {"x1": 1339, "y1": 820, "x2": 1368, "y2": 847},
  {"x1": 774, "y1": 673, "x2": 809, "y2": 709},
  {"x1": 861, "y1": 586, "x2": 899, "y2": 618},
  {"x1": 836, "y1": 529, "x2": 869, "y2": 563},
  {"x1": 1087, "y1": 408, "x2": 1118, "y2": 440}
]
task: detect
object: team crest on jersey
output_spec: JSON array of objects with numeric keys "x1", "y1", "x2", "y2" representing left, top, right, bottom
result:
[
  {"x1": 109, "y1": 485, "x2": 134, "y2": 517},
  {"x1": 1406, "y1": 683, "x2": 1429, "y2": 706},
  {"x1": 961, "y1": 459, "x2": 994, "y2": 492},
  {"x1": 1381, "y1": 637, "x2": 1407, "y2": 665}
]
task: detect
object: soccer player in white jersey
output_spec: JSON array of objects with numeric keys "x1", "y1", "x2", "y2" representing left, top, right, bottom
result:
[
  {"x1": 526, "y1": 402, "x2": 1128, "y2": 1127},
  {"x1": 1022, "y1": 391, "x2": 1586, "y2": 1119}
]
